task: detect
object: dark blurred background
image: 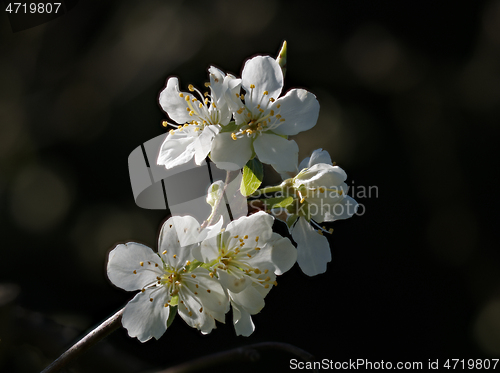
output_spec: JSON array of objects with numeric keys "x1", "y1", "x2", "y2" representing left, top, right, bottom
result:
[{"x1": 1, "y1": 0, "x2": 499, "y2": 372}]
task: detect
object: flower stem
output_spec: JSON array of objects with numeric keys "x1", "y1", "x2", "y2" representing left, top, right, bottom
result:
[
  {"x1": 41, "y1": 307, "x2": 124, "y2": 373},
  {"x1": 251, "y1": 185, "x2": 285, "y2": 197}
]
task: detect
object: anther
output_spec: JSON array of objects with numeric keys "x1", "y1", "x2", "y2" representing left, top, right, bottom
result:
[
  {"x1": 140, "y1": 262, "x2": 144, "y2": 266},
  {"x1": 329, "y1": 228, "x2": 334, "y2": 234},
  {"x1": 199, "y1": 307, "x2": 203, "y2": 312},
  {"x1": 264, "y1": 284, "x2": 269, "y2": 289},
  {"x1": 209, "y1": 272, "x2": 214, "y2": 278},
  {"x1": 164, "y1": 303, "x2": 168, "y2": 307},
  {"x1": 250, "y1": 84, "x2": 255, "y2": 89},
  {"x1": 173, "y1": 254, "x2": 177, "y2": 259},
  {"x1": 191, "y1": 274, "x2": 196, "y2": 278},
  {"x1": 263, "y1": 91, "x2": 269, "y2": 95},
  {"x1": 185, "y1": 95, "x2": 190, "y2": 101},
  {"x1": 188, "y1": 84, "x2": 194, "y2": 92},
  {"x1": 206, "y1": 289, "x2": 211, "y2": 293},
  {"x1": 269, "y1": 97, "x2": 275, "y2": 102},
  {"x1": 255, "y1": 236, "x2": 259, "y2": 242},
  {"x1": 179, "y1": 93, "x2": 184, "y2": 98},
  {"x1": 264, "y1": 269, "x2": 269, "y2": 274},
  {"x1": 162, "y1": 250, "x2": 167, "y2": 255},
  {"x1": 231, "y1": 133, "x2": 237, "y2": 140},
  {"x1": 247, "y1": 253, "x2": 252, "y2": 258},
  {"x1": 133, "y1": 270, "x2": 137, "y2": 274},
  {"x1": 255, "y1": 247, "x2": 261, "y2": 251},
  {"x1": 244, "y1": 235, "x2": 248, "y2": 239},
  {"x1": 169, "y1": 129, "x2": 175, "y2": 135},
  {"x1": 204, "y1": 82, "x2": 210, "y2": 87},
  {"x1": 150, "y1": 298, "x2": 153, "y2": 302},
  {"x1": 162, "y1": 121, "x2": 168, "y2": 127}
]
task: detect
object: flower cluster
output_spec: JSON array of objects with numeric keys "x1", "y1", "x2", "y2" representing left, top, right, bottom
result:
[
  {"x1": 108, "y1": 42, "x2": 358, "y2": 342},
  {"x1": 108, "y1": 212, "x2": 296, "y2": 341},
  {"x1": 157, "y1": 52, "x2": 319, "y2": 173}
]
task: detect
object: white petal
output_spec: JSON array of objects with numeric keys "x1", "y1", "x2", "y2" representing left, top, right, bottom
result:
[
  {"x1": 225, "y1": 211, "x2": 274, "y2": 249},
  {"x1": 177, "y1": 288, "x2": 215, "y2": 333},
  {"x1": 244, "y1": 233, "x2": 296, "y2": 276},
  {"x1": 158, "y1": 216, "x2": 200, "y2": 269},
  {"x1": 208, "y1": 66, "x2": 226, "y2": 103},
  {"x1": 294, "y1": 164, "x2": 347, "y2": 187},
  {"x1": 183, "y1": 267, "x2": 228, "y2": 322},
  {"x1": 157, "y1": 128, "x2": 198, "y2": 169},
  {"x1": 253, "y1": 133, "x2": 299, "y2": 173},
  {"x1": 311, "y1": 195, "x2": 359, "y2": 223},
  {"x1": 122, "y1": 288, "x2": 170, "y2": 342},
  {"x1": 107, "y1": 243, "x2": 163, "y2": 291},
  {"x1": 193, "y1": 125, "x2": 220, "y2": 165},
  {"x1": 269, "y1": 234, "x2": 297, "y2": 275},
  {"x1": 218, "y1": 269, "x2": 249, "y2": 293},
  {"x1": 231, "y1": 302, "x2": 255, "y2": 337},
  {"x1": 302, "y1": 148, "x2": 333, "y2": 169},
  {"x1": 198, "y1": 232, "x2": 223, "y2": 263},
  {"x1": 159, "y1": 77, "x2": 192, "y2": 124},
  {"x1": 241, "y1": 56, "x2": 283, "y2": 110},
  {"x1": 291, "y1": 217, "x2": 331, "y2": 276},
  {"x1": 229, "y1": 285, "x2": 265, "y2": 315},
  {"x1": 210, "y1": 132, "x2": 253, "y2": 171},
  {"x1": 271, "y1": 89, "x2": 320, "y2": 136}
]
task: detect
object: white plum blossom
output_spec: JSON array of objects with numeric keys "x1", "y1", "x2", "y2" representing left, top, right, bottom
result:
[
  {"x1": 107, "y1": 216, "x2": 228, "y2": 342},
  {"x1": 157, "y1": 67, "x2": 238, "y2": 169},
  {"x1": 193, "y1": 211, "x2": 296, "y2": 336},
  {"x1": 277, "y1": 149, "x2": 358, "y2": 276},
  {"x1": 210, "y1": 55, "x2": 320, "y2": 172}
]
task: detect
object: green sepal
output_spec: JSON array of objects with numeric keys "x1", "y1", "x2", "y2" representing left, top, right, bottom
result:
[
  {"x1": 241, "y1": 158, "x2": 264, "y2": 197},
  {"x1": 263, "y1": 196, "x2": 294, "y2": 210},
  {"x1": 184, "y1": 259, "x2": 203, "y2": 272},
  {"x1": 169, "y1": 294, "x2": 179, "y2": 307},
  {"x1": 166, "y1": 305, "x2": 177, "y2": 328},
  {"x1": 286, "y1": 214, "x2": 299, "y2": 229},
  {"x1": 219, "y1": 121, "x2": 238, "y2": 133}
]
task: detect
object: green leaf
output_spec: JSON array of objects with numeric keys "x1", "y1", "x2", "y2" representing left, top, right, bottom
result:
[
  {"x1": 263, "y1": 196, "x2": 294, "y2": 210},
  {"x1": 241, "y1": 158, "x2": 264, "y2": 197}
]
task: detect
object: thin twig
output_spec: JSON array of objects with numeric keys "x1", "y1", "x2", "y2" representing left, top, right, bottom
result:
[
  {"x1": 153, "y1": 341, "x2": 316, "y2": 373},
  {"x1": 41, "y1": 307, "x2": 124, "y2": 373}
]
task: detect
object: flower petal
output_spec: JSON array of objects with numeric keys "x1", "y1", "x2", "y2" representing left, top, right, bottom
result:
[
  {"x1": 225, "y1": 211, "x2": 274, "y2": 250},
  {"x1": 122, "y1": 288, "x2": 170, "y2": 342},
  {"x1": 193, "y1": 125, "x2": 220, "y2": 165},
  {"x1": 299, "y1": 148, "x2": 333, "y2": 170},
  {"x1": 269, "y1": 234, "x2": 297, "y2": 275},
  {"x1": 229, "y1": 285, "x2": 265, "y2": 315},
  {"x1": 241, "y1": 56, "x2": 283, "y2": 110},
  {"x1": 158, "y1": 216, "x2": 201, "y2": 269},
  {"x1": 107, "y1": 243, "x2": 163, "y2": 291},
  {"x1": 218, "y1": 269, "x2": 249, "y2": 293},
  {"x1": 291, "y1": 217, "x2": 331, "y2": 276},
  {"x1": 159, "y1": 77, "x2": 192, "y2": 124},
  {"x1": 210, "y1": 132, "x2": 253, "y2": 171},
  {"x1": 157, "y1": 129, "x2": 197, "y2": 169},
  {"x1": 271, "y1": 89, "x2": 320, "y2": 136},
  {"x1": 310, "y1": 195, "x2": 359, "y2": 223},
  {"x1": 253, "y1": 133, "x2": 299, "y2": 173},
  {"x1": 231, "y1": 301, "x2": 255, "y2": 337}
]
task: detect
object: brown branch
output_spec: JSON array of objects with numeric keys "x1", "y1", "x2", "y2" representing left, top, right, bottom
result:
[
  {"x1": 153, "y1": 341, "x2": 316, "y2": 373},
  {"x1": 40, "y1": 307, "x2": 124, "y2": 373}
]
